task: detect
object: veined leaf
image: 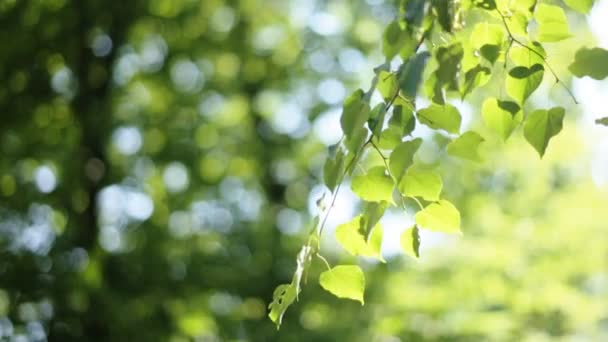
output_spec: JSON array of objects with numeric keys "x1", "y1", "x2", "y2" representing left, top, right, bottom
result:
[
  {"x1": 417, "y1": 103, "x2": 462, "y2": 134},
  {"x1": 398, "y1": 167, "x2": 443, "y2": 201},
  {"x1": 415, "y1": 200, "x2": 461, "y2": 234},
  {"x1": 523, "y1": 107, "x2": 565, "y2": 157},
  {"x1": 446, "y1": 131, "x2": 485, "y2": 162},
  {"x1": 319, "y1": 265, "x2": 365, "y2": 304},
  {"x1": 351, "y1": 166, "x2": 395, "y2": 203}
]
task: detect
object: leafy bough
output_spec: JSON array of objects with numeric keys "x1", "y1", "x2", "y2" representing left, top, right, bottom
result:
[{"x1": 269, "y1": 0, "x2": 606, "y2": 328}]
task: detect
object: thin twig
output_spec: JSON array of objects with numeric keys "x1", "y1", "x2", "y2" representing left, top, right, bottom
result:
[{"x1": 496, "y1": 9, "x2": 578, "y2": 104}]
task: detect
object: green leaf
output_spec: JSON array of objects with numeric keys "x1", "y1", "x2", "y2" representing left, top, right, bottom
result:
[
  {"x1": 509, "y1": 43, "x2": 546, "y2": 67},
  {"x1": 400, "y1": 225, "x2": 421, "y2": 259},
  {"x1": 523, "y1": 107, "x2": 565, "y2": 157},
  {"x1": 446, "y1": 131, "x2": 485, "y2": 162},
  {"x1": 345, "y1": 126, "x2": 369, "y2": 153},
  {"x1": 268, "y1": 284, "x2": 297, "y2": 328},
  {"x1": 470, "y1": 23, "x2": 504, "y2": 63},
  {"x1": 340, "y1": 89, "x2": 370, "y2": 139},
  {"x1": 481, "y1": 98, "x2": 523, "y2": 140},
  {"x1": 360, "y1": 201, "x2": 388, "y2": 240},
  {"x1": 596, "y1": 117, "x2": 608, "y2": 126},
  {"x1": 534, "y1": 4, "x2": 571, "y2": 42},
  {"x1": 319, "y1": 265, "x2": 365, "y2": 304},
  {"x1": 383, "y1": 20, "x2": 409, "y2": 60},
  {"x1": 376, "y1": 71, "x2": 399, "y2": 101},
  {"x1": 399, "y1": 52, "x2": 431, "y2": 99},
  {"x1": 417, "y1": 103, "x2": 462, "y2": 134},
  {"x1": 415, "y1": 200, "x2": 461, "y2": 234},
  {"x1": 563, "y1": 0, "x2": 594, "y2": 14},
  {"x1": 351, "y1": 166, "x2": 395, "y2": 203},
  {"x1": 461, "y1": 65, "x2": 491, "y2": 99},
  {"x1": 506, "y1": 64, "x2": 544, "y2": 104},
  {"x1": 398, "y1": 167, "x2": 443, "y2": 201},
  {"x1": 368, "y1": 103, "x2": 387, "y2": 137},
  {"x1": 432, "y1": 0, "x2": 452, "y2": 32},
  {"x1": 335, "y1": 215, "x2": 384, "y2": 260},
  {"x1": 389, "y1": 138, "x2": 423, "y2": 182},
  {"x1": 323, "y1": 148, "x2": 345, "y2": 192},
  {"x1": 376, "y1": 127, "x2": 403, "y2": 149},
  {"x1": 569, "y1": 47, "x2": 608, "y2": 80},
  {"x1": 388, "y1": 97, "x2": 416, "y2": 136},
  {"x1": 434, "y1": 43, "x2": 464, "y2": 91}
]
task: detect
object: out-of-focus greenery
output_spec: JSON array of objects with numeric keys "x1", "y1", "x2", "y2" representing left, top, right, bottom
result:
[{"x1": 0, "y1": 0, "x2": 607, "y2": 341}]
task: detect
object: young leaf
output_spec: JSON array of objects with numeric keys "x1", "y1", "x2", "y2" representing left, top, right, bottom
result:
[
  {"x1": 509, "y1": 43, "x2": 546, "y2": 67},
  {"x1": 319, "y1": 265, "x2": 365, "y2": 304},
  {"x1": 417, "y1": 103, "x2": 462, "y2": 134},
  {"x1": 415, "y1": 200, "x2": 461, "y2": 234},
  {"x1": 400, "y1": 225, "x2": 421, "y2": 259},
  {"x1": 482, "y1": 98, "x2": 523, "y2": 140},
  {"x1": 389, "y1": 138, "x2": 423, "y2": 182},
  {"x1": 569, "y1": 47, "x2": 608, "y2": 80},
  {"x1": 563, "y1": 0, "x2": 594, "y2": 14},
  {"x1": 268, "y1": 284, "x2": 297, "y2": 328},
  {"x1": 461, "y1": 65, "x2": 491, "y2": 99},
  {"x1": 377, "y1": 71, "x2": 399, "y2": 100},
  {"x1": 340, "y1": 90, "x2": 370, "y2": 139},
  {"x1": 335, "y1": 216, "x2": 384, "y2": 260},
  {"x1": 470, "y1": 23, "x2": 504, "y2": 64},
  {"x1": 446, "y1": 131, "x2": 485, "y2": 162},
  {"x1": 351, "y1": 166, "x2": 395, "y2": 203},
  {"x1": 506, "y1": 64, "x2": 544, "y2": 104},
  {"x1": 398, "y1": 167, "x2": 443, "y2": 201},
  {"x1": 523, "y1": 107, "x2": 565, "y2": 157},
  {"x1": 534, "y1": 4, "x2": 572, "y2": 42}
]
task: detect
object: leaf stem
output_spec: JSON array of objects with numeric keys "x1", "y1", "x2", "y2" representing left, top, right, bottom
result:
[
  {"x1": 316, "y1": 253, "x2": 332, "y2": 271},
  {"x1": 496, "y1": 9, "x2": 578, "y2": 104}
]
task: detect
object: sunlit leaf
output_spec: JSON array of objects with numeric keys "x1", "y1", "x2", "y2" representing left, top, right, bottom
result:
[
  {"x1": 336, "y1": 215, "x2": 384, "y2": 260},
  {"x1": 506, "y1": 64, "x2": 544, "y2": 104},
  {"x1": 482, "y1": 98, "x2": 523, "y2": 140},
  {"x1": 415, "y1": 200, "x2": 461, "y2": 234},
  {"x1": 446, "y1": 131, "x2": 485, "y2": 162},
  {"x1": 399, "y1": 52, "x2": 431, "y2": 99},
  {"x1": 400, "y1": 225, "x2": 420, "y2": 258},
  {"x1": 398, "y1": 167, "x2": 443, "y2": 201},
  {"x1": 461, "y1": 65, "x2": 491, "y2": 99},
  {"x1": 569, "y1": 47, "x2": 608, "y2": 80},
  {"x1": 534, "y1": 4, "x2": 571, "y2": 42},
  {"x1": 417, "y1": 103, "x2": 462, "y2": 134},
  {"x1": 389, "y1": 138, "x2": 423, "y2": 182},
  {"x1": 319, "y1": 265, "x2": 365, "y2": 304},
  {"x1": 351, "y1": 166, "x2": 395, "y2": 203},
  {"x1": 368, "y1": 103, "x2": 387, "y2": 137},
  {"x1": 563, "y1": 0, "x2": 594, "y2": 13},
  {"x1": 523, "y1": 107, "x2": 565, "y2": 157},
  {"x1": 361, "y1": 201, "x2": 389, "y2": 240},
  {"x1": 470, "y1": 23, "x2": 504, "y2": 63}
]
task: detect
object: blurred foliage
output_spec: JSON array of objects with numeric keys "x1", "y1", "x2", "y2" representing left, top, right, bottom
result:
[{"x1": 0, "y1": 0, "x2": 607, "y2": 341}]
